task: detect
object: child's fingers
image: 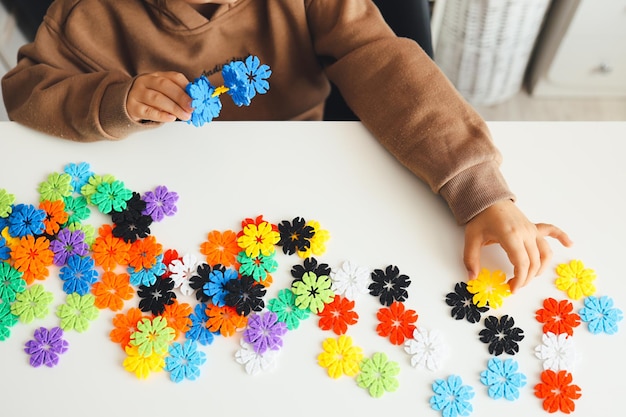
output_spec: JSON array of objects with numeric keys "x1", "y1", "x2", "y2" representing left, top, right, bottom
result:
[
  {"x1": 537, "y1": 223, "x2": 574, "y2": 247},
  {"x1": 127, "y1": 73, "x2": 192, "y2": 122},
  {"x1": 462, "y1": 233, "x2": 483, "y2": 281}
]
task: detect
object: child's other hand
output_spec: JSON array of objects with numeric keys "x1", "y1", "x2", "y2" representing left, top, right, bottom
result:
[
  {"x1": 127, "y1": 72, "x2": 193, "y2": 123},
  {"x1": 463, "y1": 200, "x2": 573, "y2": 293}
]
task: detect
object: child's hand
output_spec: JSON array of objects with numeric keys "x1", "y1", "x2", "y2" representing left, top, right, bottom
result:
[
  {"x1": 463, "y1": 200, "x2": 573, "y2": 292},
  {"x1": 127, "y1": 72, "x2": 193, "y2": 123}
]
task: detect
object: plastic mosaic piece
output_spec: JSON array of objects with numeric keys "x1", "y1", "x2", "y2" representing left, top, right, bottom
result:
[
  {"x1": 57, "y1": 293, "x2": 99, "y2": 332},
  {"x1": 142, "y1": 185, "x2": 178, "y2": 222},
  {"x1": 111, "y1": 192, "x2": 153, "y2": 243},
  {"x1": 430, "y1": 375, "x2": 475, "y2": 416},
  {"x1": 11, "y1": 284, "x2": 54, "y2": 323},
  {"x1": 445, "y1": 282, "x2": 489, "y2": 324},
  {"x1": 165, "y1": 340, "x2": 206, "y2": 383},
  {"x1": 296, "y1": 220, "x2": 330, "y2": 259},
  {"x1": 277, "y1": 217, "x2": 314, "y2": 255},
  {"x1": 534, "y1": 332, "x2": 578, "y2": 372},
  {"x1": 368, "y1": 265, "x2": 410, "y2": 307},
  {"x1": 8, "y1": 204, "x2": 46, "y2": 237},
  {"x1": 186, "y1": 75, "x2": 222, "y2": 126},
  {"x1": 160, "y1": 248, "x2": 180, "y2": 278},
  {"x1": 206, "y1": 304, "x2": 247, "y2": 337},
  {"x1": 0, "y1": 189, "x2": 15, "y2": 217},
  {"x1": 579, "y1": 295, "x2": 623, "y2": 335},
  {"x1": 376, "y1": 301, "x2": 418, "y2": 345},
  {"x1": 0, "y1": 235, "x2": 9, "y2": 261},
  {"x1": 555, "y1": 260, "x2": 597, "y2": 300},
  {"x1": 24, "y1": 326, "x2": 69, "y2": 368},
  {"x1": 80, "y1": 173, "x2": 116, "y2": 204},
  {"x1": 356, "y1": 352, "x2": 400, "y2": 398},
  {"x1": 291, "y1": 257, "x2": 331, "y2": 282},
  {"x1": 59, "y1": 254, "x2": 98, "y2": 295},
  {"x1": 480, "y1": 357, "x2": 527, "y2": 401},
  {"x1": 161, "y1": 300, "x2": 192, "y2": 340},
  {"x1": 10, "y1": 235, "x2": 53, "y2": 285},
  {"x1": 110, "y1": 307, "x2": 146, "y2": 350},
  {"x1": 62, "y1": 195, "x2": 91, "y2": 224},
  {"x1": 91, "y1": 228, "x2": 131, "y2": 271},
  {"x1": 330, "y1": 260, "x2": 370, "y2": 301},
  {"x1": 186, "y1": 55, "x2": 271, "y2": 126},
  {"x1": 243, "y1": 311, "x2": 287, "y2": 354},
  {"x1": 129, "y1": 253, "x2": 166, "y2": 288},
  {"x1": 168, "y1": 253, "x2": 198, "y2": 297},
  {"x1": 0, "y1": 261, "x2": 26, "y2": 303},
  {"x1": 466, "y1": 268, "x2": 511, "y2": 309},
  {"x1": 200, "y1": 230, "x2": 241, "y2": 268},
  {"x1": 53, "y1": 226, "x2": 84, "y2": 258},
  {"x1": 92, "y1": 271, "x2": 134, "y2": 311},
  {"x1": 185, "y1": 303, "x2": 217, "y2": 346},
  {"x1": 317, "y1": 335, "x2": 364, "y2": 379},
  {"x1": 91, "y1": 180, "x2": 133, "y2": 214},
  {"x1": 63, "y1": 162, "x2": 93, "y2": 193},
  {"x1": 137, "y1": 276, "x2": 176, "y2": 315},
  {"x1": 234, "y1": 55, "x2": 272, "y2": 99},
  {"x1": 237, "y1": 250, "x2": 278, "y2": 282},
  {"x1": 535, "y1": 298, "x2": 581, "y2": 336},
  {"x1": 404, "y1": 328, "x2": 448, "y2": 371},
  {"x1": 224, "y1": 274, "x2": 266, "y2": 316},
  {"x1": 1, "y1": 227, "x2": 19, "y2": 252},
  {"x1": 189, "y1": 263, "x2": 213, "y2": 303},
  {"x1": 130, "y1": 316, "x2": 175, "y2": 357},
  {"x1": 292, "y1": 271, "x2": 335, "y2": 314},
  {"x1": 38, "y1": 172, "x2": 73, "y2": 202},
  {"x1": 0, "y1": 302, "x2": 18, "y2": 341},
  {"x1": 267, "y1": 288, "x2": 311, "y2": 330},
  {"x1": 534, "y1": 369, "x2": 581, "y2": 414},
  {"x1": 39, "y1": 199, "x2": 69, "y2": 235},
  {"x1": 478, "y1": 315, "x2": 524, "y2": 356},
  {"x1": 127, "y1": 236, "x2": 163, "y2": 272},
  {"x1": 67, "y1": 222, "x2": 95, "y2": 247},
  {"x1": 123, "y1": 344, "x2": 165, "y2": 379},
  {"x1": 317, "y1": 294, "x2": 358, "y2": 335},
  {"x1": 203, "y1": 267, "x2": 238, "y2": 307},
  {"x1": 235, "y1": 339, "x2": 279, "y2": 376},
  {"x1": 221, "y1": 60, "x2": 252, "y2": 106},
  {"x1": 236, "y1": 220, "x2": 280, "y2": 259}
]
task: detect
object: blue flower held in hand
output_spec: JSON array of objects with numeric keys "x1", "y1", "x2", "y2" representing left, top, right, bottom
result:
[
  {"x1": 480, "y1": 357, "x2": 527, "y2": 401},
  {"x1": 186, "y1": 75, "x2": 222, "y2": 126},
  {"x1": 430, "y1": 375, "x2": 475, "y2": 417},
  {"x1": 579, "y1": 295, "x2": 623, "y2": 334},
  {"x1": 223, "y1": 61, "x2": 252, "y2": 107},
  {"x1": 241, "y1": 55, "x2": 271, "y2": 98},
  {"x1": 186, "y1": 55, "x2": 271, "y2": 125}
]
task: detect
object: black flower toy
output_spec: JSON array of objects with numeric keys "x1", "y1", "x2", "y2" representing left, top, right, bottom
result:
[
  {"x1": 478, "y1": 315, "x2": 525, "y2": 356},
  {"x1": 368, "y1": 265, "x2": 411, "y2": 307},
  {"x1": 445, "y1": 282, "x2": 489, "y2": 324}
]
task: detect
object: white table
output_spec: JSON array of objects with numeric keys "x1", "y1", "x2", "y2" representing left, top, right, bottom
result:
[{"x1": 0, "y1": 121, "x2": 624, "y2": 416}]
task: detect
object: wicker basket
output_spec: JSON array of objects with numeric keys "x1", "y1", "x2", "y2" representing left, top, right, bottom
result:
[{"x1": 435, "y1": 0, "x2": 550, "y2": 106}]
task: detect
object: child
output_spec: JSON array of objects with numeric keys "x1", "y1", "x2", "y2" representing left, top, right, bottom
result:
[{"x1": 0, "y1": 0, "x2": 572, "y2": 290}]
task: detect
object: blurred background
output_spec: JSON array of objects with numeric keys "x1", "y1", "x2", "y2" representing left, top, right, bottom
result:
[{"x1": 1, "y1": 0, "x2": 625, "y2": 122}]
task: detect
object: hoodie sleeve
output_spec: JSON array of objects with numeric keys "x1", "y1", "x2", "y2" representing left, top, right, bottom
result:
[
  {"x1": 1, "y1": 0, "x2": 155, "y2": 142},
  {"x1": 306, "y1": 0, "x2": 514, "y2": 224}
]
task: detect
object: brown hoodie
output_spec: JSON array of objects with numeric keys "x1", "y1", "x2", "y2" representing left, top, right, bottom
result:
[{"x1": 1, "y1": 0, "x2": 514, "y2": 224}]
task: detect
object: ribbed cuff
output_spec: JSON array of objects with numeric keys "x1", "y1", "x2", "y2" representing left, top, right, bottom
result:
[
  {"x1": 439, "y1": 161, "x2": 515, "y2": 225},
  {"x1": 99, "y1": 79, "x2": 160, "y2": 140}
]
